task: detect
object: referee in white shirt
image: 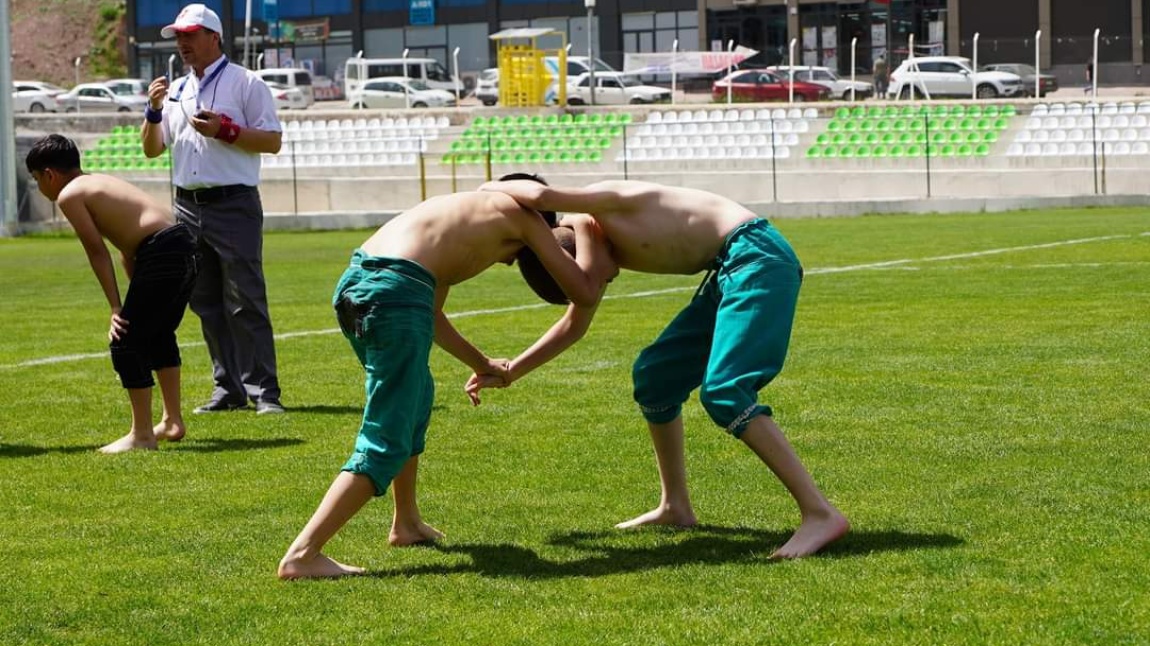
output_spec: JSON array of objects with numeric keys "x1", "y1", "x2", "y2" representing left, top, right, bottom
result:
[{"x1": 142, "y1": 3, "x2": 285, "y2": 415}]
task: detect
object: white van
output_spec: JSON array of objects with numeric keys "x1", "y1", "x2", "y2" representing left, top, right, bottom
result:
[
  {"x1": 254, "y1": 68, "x2": 315, "y2": 107},
  {"x1": 344, "y1": 57, "x2": 462, "y2": 97}
]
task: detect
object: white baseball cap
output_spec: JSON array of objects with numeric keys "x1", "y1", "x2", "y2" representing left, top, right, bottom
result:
[{"x1": 161, "y1": 3, "x2": 223, "y2": 38}]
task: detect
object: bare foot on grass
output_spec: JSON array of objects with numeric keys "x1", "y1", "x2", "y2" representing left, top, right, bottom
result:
[
  {"x1": 615, "y1": 505, "x2": 698, "y2": 529},
  {"x1": 153, "y1": 420, "x2": 186, "y2": 442},
  {"x1": 277, "y1": 553, "x2": 366, "y2": 580},
  {"x1": 99, "y1": 433, "x2": 158, "y2": 454},
  {"x1": 769, "y1": 507, "x2": 850, "y2": 560},
  {"x1": 389, "y1": 520, "x2": 445, "y2": 547}
]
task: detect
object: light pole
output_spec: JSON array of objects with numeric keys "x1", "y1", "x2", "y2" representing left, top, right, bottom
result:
[
  {"x1": 586, "y1": 0, "x2": 596, "y2": 106},
  {"x1": 402, "y1": 48, "x2": 411, "y2": 109},
  {"x1": 726, "y1": 40, "x2": 734, "y2": 105},
  {"x1": 972, "y1": 32, "x2": 979, "y2": 101},
  {"x1": 0, "y1": 0, "x2": 17, "y2": 235},
  {"x1": 244, "y1": 0, "x2": 253, "y2": 68},
  {"x1": 850, "y1": 37, "x2": 857, "y2": 102},
  {"x1": 671, "y1": 38, "x2": 678, "y2": 106},
  {"x1": 1034, "y1": 30, "x2": 1042, "y2": 98},
  {"x1": 452, "y1": 46, "x2": 461, "y2": 108}
]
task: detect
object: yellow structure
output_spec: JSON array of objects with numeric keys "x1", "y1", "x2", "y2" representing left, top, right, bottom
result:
[{"x1": 489, "y1": 27, "x2": 567, "y2": 108}]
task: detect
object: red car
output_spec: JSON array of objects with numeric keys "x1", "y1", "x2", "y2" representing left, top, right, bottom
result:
[{"x1": 712, "y1": 70, "x2": 830, "y2": 103}]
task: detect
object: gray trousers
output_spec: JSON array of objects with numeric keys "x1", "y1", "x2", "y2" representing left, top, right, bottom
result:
[{"x1": 174, "y1": 188, "x2": 281, "y2": 404}]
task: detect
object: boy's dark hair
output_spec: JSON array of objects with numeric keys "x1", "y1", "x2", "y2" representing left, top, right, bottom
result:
[
  {"x1": 25, "y1": 135, "x2": 82, "y2": 174},
  {"x1": 499, "y1": 172, "x2": 555, "y2": 227},
  {"x1": 504, "y1": 172, "x2": 564, "y2": 301},
  {"x1": 518, "y1": 225, "x2": 577, "y2": 305}
]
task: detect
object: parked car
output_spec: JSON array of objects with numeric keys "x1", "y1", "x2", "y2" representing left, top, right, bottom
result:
[
  {"x1": 11, "y1": 84, "x2": 59, "y2": 113},
  {"x1": 103, "y1": 78, "x2": 150, "y2": 98},
  {"x1": 567, "y1": 72, "x2": 671, "y2": 105},
  {"x1": 266, "y1": 82, "x2": 309, "y2": 110},
  {"x1": 347, "y1": 77, "x2": 456, "y2": 109},
  {"x1": 475, "y1": 68, "x2": 499, "y2": 106},
  {"x1": 980, "y1": 63, "x2": 1058, "y2": 97},
  {"x1": 888, "y1": 56, "x2": 1022, "y2": 99},
  {"x1": 58, "y1": 83, "x2": 149, "y2": 112},
  {"x1": 711, "y1": 69, "x2": 830, "y2": 103},
  {"x1": 769, "y1": 65, "x2": 873, "y2": 100},
  {"x1": 255, "y1": 68, "x2": 317, "y2": 106}
]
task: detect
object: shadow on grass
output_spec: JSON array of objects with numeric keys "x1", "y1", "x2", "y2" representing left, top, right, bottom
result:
[
  {"x1": 284, "y1": 404, "x2": 363, "y2": 415},
  {"x1": 365, "y1": 525, "x2": 963, "y2": 580},
  {"x1": 288, "y1": 404, "x2": 446, "y2": 415},
  {"x1": 171, "y1": 437, "x2": 305, "y2": 453},
  {"x1": 0, "y1": 437, "x2": 305, "y2": 457},
  {"x1": 0, "y1": 443, "x2": 104, "y2": 457}
]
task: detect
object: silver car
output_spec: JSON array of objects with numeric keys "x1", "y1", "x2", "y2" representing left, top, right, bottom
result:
[{"x1": 58, "y1": 83, "x2": 148, "y2": 113}]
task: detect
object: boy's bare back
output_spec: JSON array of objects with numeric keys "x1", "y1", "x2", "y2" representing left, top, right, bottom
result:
[
  {"x1": 58, "y1": 174, "x2": 174, "y2": 257},
  {"x1": 577, "y1": 181, "x2": 757, "y2": 275},
  {"x1": 361, "y1": 191, "x2": 540, "y2": 285}
]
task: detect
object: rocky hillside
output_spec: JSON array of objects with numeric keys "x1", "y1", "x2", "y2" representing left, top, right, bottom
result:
[{"x1": 10, "y1": 0, "x2": 126, "y2": 86}]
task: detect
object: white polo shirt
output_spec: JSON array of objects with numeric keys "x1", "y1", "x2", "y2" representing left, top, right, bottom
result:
[{"x1": 162, "y1": 55, "x2": 281, "y2": 190}]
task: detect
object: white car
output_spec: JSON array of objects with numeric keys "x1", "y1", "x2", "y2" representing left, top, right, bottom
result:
[
  {"x1": 888, "y1": 56, "x2": 1022, "y2": 99},
  {"x1": 266, "y1": 82, "x2": 309, "y2": 110},
  {"x1": 348, "y1": 77, "x2": 457, "y2": 109},
  {"x1": 11, "y1": 83, "x2": 60, "y2": 113},
  {"x1": 58, "y1": 83, "x2": 149, "y2": 112},
  {"x1": 567, "y1": 72, "x2": 671, "y2": 105},
  {"x1": 769, "y1": 65, "x2": 873, "y2": 100},
  {"x1": 104, "y1": 78, "x2": 150, "y2": 98},
  {"x1": 475, "y1": 68, "x2": 499, "y2": 106}
]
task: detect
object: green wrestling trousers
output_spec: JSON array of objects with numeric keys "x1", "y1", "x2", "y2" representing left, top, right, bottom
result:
[
  {"x1": 333, "y1": 250, "x2": 437, "y2": 496},
  {"x1": 631, "y1": 219, "x2": 802, "y2": 438}
]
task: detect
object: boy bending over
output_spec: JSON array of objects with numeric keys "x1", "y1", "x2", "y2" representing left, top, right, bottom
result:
[
  {"x1": 277, "y1": 179, "x2": 614, "y2": 579},
  {"x1": 26, "y1": 135, "x2": 199, "y2": 453},
  {"x1": 470, "y1": 179, "x2": 848, "y2": 559}
]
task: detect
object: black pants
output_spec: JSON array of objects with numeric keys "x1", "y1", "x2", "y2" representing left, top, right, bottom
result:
[
  {"x1": 175, "y1": 187, "x2": 281, "y2": 404},
  {"x1": 110, "y1": 223, "x2": 199, "y2": 389}
]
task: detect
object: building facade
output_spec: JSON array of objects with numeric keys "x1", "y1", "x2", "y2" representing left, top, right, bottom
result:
[{"x1": 126, "y1": 0, "x2": 1149, "y2": 87}]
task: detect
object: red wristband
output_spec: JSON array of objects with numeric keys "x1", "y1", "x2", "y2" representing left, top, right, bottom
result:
[{"x1": 214, "y1": 121, "x2": 241, "y2": 144}]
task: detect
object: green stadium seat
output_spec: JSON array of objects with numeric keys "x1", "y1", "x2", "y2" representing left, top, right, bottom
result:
[
  {"x1": 957, "y1": 144, "x2": 973, "y2": 156},
  {"x1": 806, "y1": 146, "x2": 822, "y2": 158},
  {"x1": 821, "y1": 145, "x2": 838, "y2": 158},
  {"x1": 854, "y1": 144, "x2": 871, "y2": 157},
  {"x1": 982, "y1": 131, "x2": 999, "y2": 143},
  {"x1": 859, "y1": 120, "x2": 875, "y2": 132},
  {"x1": 834, "y1": 107, "x2": 850, "y2": 119},
  {"x1": 889, "y1": 144, "x2": 906, "y2": 157},
  {"x1": 965, "y1": 132, "x2": 981, "y2": 144},
  {"x1": 975, "y1": 143, "x2": 990, "y2": 156},
  {"x1": 864, "y1": 132, "x2": 879, "y2": 144},
  {"x1": 827, "y1": 121, "x2": 843, "y2": 132},
  {"x1": 906, "y1": 144, "x2": 923, "y2": 156},
  {"x1": 872, "y1": 145, "x2": 889, "y2": 157},
  {"x1": 588, "y1": 151, "x2": 603, "y2": 163},
  {"x1": 838, "y1": 145, "x2": 855, "y2": 158},
  {"x1": 966, "y1": 106, "x2": 983, "y2": 118}
]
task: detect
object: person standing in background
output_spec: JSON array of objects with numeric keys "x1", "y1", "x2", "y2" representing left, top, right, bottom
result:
[
  {"x1": 141, "y1": 3, "x2": 286, "y2": 414},
  {"x1": 872, "y1": 56, "x2": 889, "y2": 100}
]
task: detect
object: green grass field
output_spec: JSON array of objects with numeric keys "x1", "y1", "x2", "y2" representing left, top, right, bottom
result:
[{"x1": 1, "y1": 207, "x2": 1148, "y2": 645}]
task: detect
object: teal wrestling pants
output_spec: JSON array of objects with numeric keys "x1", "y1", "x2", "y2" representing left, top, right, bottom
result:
[
  {"x1": 333, "y1": 250, "x2": 437, "y2": 496},
  {"x1": 631, "y1": 219, "x2": 802, "y2": 438}
]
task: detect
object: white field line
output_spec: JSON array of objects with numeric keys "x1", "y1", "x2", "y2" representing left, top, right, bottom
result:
[{"x1": 3, "y1": 232, "x2": 1143, "y2": 370}]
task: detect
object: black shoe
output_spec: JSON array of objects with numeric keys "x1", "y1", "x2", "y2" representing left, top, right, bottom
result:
[
  {"x1": 193, "y1": 398, "x2": 249, "y2": 414},
  {"x1": 256, "y1": 400, "x2": 286, "y2": 415}
]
